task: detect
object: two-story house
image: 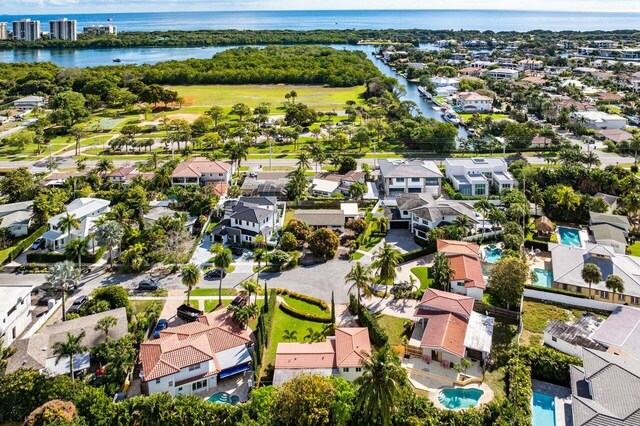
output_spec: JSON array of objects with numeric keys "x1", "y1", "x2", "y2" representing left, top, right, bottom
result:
[
  {"x1": 211, "y1": 196, "x2": 284, "y2": 246},
  {"x1": 139, "y1": 310, "x2": 253, "y2": 397},
  {"x1": 436, "y1": 240, "x2": 486, "y2": 300},
  {"x1": 171, "y1": 157, "x2": 234, "y2": 192},
  {"x1": 378, "y1": 159, "x2": 443, "y2": 199},
  {"x1": 0, "y1": 201, "x2": 34, "y2": 237},
  {"x1": 42, "y1": 197, "x2": 110, "y2": 251},
  {"x1": 444, "y1": 157, "x2": 516, "y2": 196},
  {"x1": 0, "y1": 285, "x2": 32, "y2": 347},
  {"x1": 273, "y1": 327, "x2": 371, "y2": 386},
  {"x1": 456, "y1": 92, "x2": 493, "y2": 113}
]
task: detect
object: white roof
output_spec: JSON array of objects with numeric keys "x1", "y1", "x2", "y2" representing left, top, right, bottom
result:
[
  {"x1": 49, "y1": 198, "x2": 110, "y2": 228},
  {"x1": 216, "y1": 345, "x2": 252, "y2": 371},
  {"x1": 486, "y1": 68, "x2": 519, "y2": 74},
  {"x1": 363, "y1": 182, "x2": 379, "y2": 200},
  {"x1": 311, "y1": 179, "x2": 340, "y2": 194},
  {"x1": 445, "y1": 157, "x2": 508, "y2": 167},
  {"x1": 0, "y1": 285, "x2": 32, "y2": 315},
  {"x1": 574, "y1": 111, "x2": 626, "y2": 122},
  {"x1": 464, "y1": 311, "x2": 494, "y2": 354},
  {"x1": 340, "y1": 203, "x2": 359, "y2": 216}
]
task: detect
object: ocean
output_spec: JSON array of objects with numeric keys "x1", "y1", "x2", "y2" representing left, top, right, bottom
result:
[{"x1": 1, "y1": 9, "x2": 640, "y2": 32}]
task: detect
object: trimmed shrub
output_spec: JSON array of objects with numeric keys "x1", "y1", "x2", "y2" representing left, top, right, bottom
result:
[
  {"x1": 400, "y1": 245, "x2": 436, "y2": 262},
  {"x1": 348, "y1": 293, "x2": 388, "y2": 347},
  {"x1": 26, "y1": 246, "x2": 107, "y2": 264},
  {"x1": 278, "y1": 303, "x2": 332, "y2": 323},
  {"x1": 276, "y1": 288, "x2": 329, "y2": 310},
  {"x1": 519, "y1": 344, "x2": 581, "y2": 387},
  {"x1": 5, "y1": 226, "x2": 47, "y2": 264}
]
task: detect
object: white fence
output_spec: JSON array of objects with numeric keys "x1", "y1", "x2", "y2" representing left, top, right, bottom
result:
[
  {"x1": 524, "y1": 288, "x2": 619, "y2": 312},
  {"x1": 24, "y1": 299, "x2": 62, "y2": 338}
]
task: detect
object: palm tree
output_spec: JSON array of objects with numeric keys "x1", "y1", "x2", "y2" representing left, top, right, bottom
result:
[
  {"x1": 94, "y1": 315, "x2": 118, "y2": 338},
  {"x1": 432, "y1": 252, "x2": 454, "y2": 291},
  {"x1": 95, "y1": 220, "x2": 123, "y2": 269},
  {"x1": 282, "y1": 329, "x2": 298, "y2": 342},
  {"x1": 47, "y1": 261, "x2": 79, "y2": 321},
  {"x1": 69, "y1": 125, "x2": 87, "y2": 156},
  {"x1": 584, "y1": 151, "x2": 601, "y2": 169},
  {"x1": 58, "y1": 213, "x2": 80, "y2": 248},
  {"x1": 241, "y1": 279, "x2": 261, "y2": 304},
  {"x1": 372, "y1": 243, "x2": 402, "y2": 298},
  {"x1": 64, "y1": 237, "x2": 89, "y2": 271},
  {"x1": 630, "y1": 135, "x2": 640, "y2": 167},
  {"x1": 526, "y1": 183, "x2": 544, "y2": 216},
  {"x1": 310, "y1": 144, "x2": 326, "y2": 173},
  {"x1": 214, "y1": 248, "x2": 233, "y2": 306},
  {"x1": 345, "y1": 262, "x2": 374, "y2": 306},
  {"x1": 304, "y1": 327, "x2": 323, "y2": 342},
  {"x1": 582, "y1": 263, "x2": 602, "y2": 300},
  {"x1": 355, "y1": 345, "x2": 408, "y2": 426},
  {"x1": 254, "y1": 235, "x2": 267, "y2": 250},
  {"x1": 474, "y1": 199, "x2": 493, "y2": 240},
  {"x1": 554, "y1": 185, "x2": 581, "y2": 212},
  {"x1": 181, "y1": 263, "x2": 201, "y2": 306},
  {"x1": 374, "y1": 216, "x2": 389, "y2": 234},
  {"x1": 226, "y1": 141, "x2": 248, "y2": 171},
  {"x1": 348, "y1": 181, "x2": 367, "y2": 200},
  {"x1": 605, "y1": 274, "x2": 625, "y2": 303},
  {"x1": 452, "y1": 215, "x2": 472, "y2": 236},
  {"x1": 52, "y1": 331, "x2": 87, "y2": 380},
  {"x1": 95, "y1": 158, "x2": 114, "y2": 175},
  {"x1": 296, "y1": 152, "x2": 311, "y2": 171}
]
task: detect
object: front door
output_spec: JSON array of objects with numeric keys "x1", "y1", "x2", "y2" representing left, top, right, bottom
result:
[{"x1": 431, "y1": 350, "x2": 441, "y2": 362}]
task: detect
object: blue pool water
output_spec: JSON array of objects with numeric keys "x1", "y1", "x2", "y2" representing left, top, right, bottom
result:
[
  {"x1": 438, "y1": 388, "x2": 484, "y2": 410},
  {"x1": 533, "y1": 269, "x2": 554, "y2": 288},
  {"x1": 207, "y1": 392, "x2": 240, "y2": 405},
  {"x1": 484, "y1": 246, "x2": 503, "y2": 264},
  {"x1": 558, "y1": 227, "x2": 582, "y2": 247},
  {"x1": 532, "y1": 392, "x2": 556, "y2": 426}
]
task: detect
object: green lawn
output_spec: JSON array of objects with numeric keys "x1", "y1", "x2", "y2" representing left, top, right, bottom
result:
[
  {"x1": 458, "y1": 113, "x2": 510, "y2": 122},
  {"x1": 377, "y1": 314, "x2": 410, "y2": 346},
  {"x1": 360, "y1": 235, "x2": 383, "y2": 251},
  {"x1": 167, "y1": 84, "x2": 366, "y2": 111},
  {"x1": 131, "y1": 299, "x2": 166, "y2": 317},
  {"x1": 281, "y1": 295, "x2": 330, "y2": 318},
  {"x1": 628, "y1": 242, "x2": 640, "y2": 256},
  {"x1": 190, "y1": 288, "x2": 238, "y2": 297},
  {"x1": 351, "y1": 251, "x2": 365, "y2": 261},
  {"x1": 410, "y1": 266, "x2": 433, "y2": 289}
]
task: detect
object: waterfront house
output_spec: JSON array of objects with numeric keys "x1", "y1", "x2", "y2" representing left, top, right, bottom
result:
[
  {"x1": 42, "y1": 197, "x2": 110, "y2": 251},
  {"x1": 444, "y1": 157, "x2": 516, "y2": 196},
  {"x1": 273, "y1": 328, "x2": 371, "y2": 386},
  {"x1": 139, "y1": 310, "x2": 252, "y2": 397},
  {"x1": 211, "y1": 196, "x2": 284, "y2": 246},
  {"x1": 377, "y1": 159, "x2": 442, "y2": 199},
  {"x1": 171, "y1": 157, "x2": 233, "y2": 188},
  {"x1": 436, "y1": 240, "x2": 485, "y2": 300},
  {"x1": 456, "y1": 92, "x2": 493, "y2": 113},
  {"x1": 6, "y1": 308, "x2": 128, "y2": 376},
  {"x1": 0, "y1": 284, "x2": 32, "y2": 347}
]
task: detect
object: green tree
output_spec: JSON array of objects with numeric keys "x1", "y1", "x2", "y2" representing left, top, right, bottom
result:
[
  {"x1": 95, "y1": 221, "x2": 123, "y2": 269},
  {"x1": 474, "y1": 199, "x2": 493, "y2": 240},
  {"x1": 431, "y1": 252, "x2": 453, "y2": 291},
  {"x1": 348, "y1": 181, "x2": 367, "y2": 200},
  {"x1": 206, "y1": 105, "x2": 224, "y2": 127},
  {"x1": 47, "y1": 261, "x2": 79, "y2": 321},
  {"x1": 94, "y1": 315, "x2": 118, "y2": 338},
  {"x1": 605, "y1": 274, "x2": 624, "y2": 303},
  {"x1": 181, "y1": 263, "x2": 201, "y2": 305},
  {"x1": 226, "y1": 141, "x2": 248, "y2": 170},
  {"x1": 49, "y1": 91, "x2": 88, "y2": 127},
  {"x1": 372, "y1": 243, "x2": 402, "y2": 297},
  {"x1": 345, "y1": 262, "x2": 373, "y2": 305},
  {"x1": 274, "y1": 374, "x2": 337, "y2": 426},
  {"x1": 279, "y1": 231, "x2": 298, "y2": 251},
  {"x1": 488, "y1": 256, "x2": 528, "y2": 310},
  {"x1": 213, "y1": 248, "x2": 233, "y2": 306},
  {"x1": 582, "y1": 263, "x2": 602, "y2": 300},
  {"x1": 308, "y1": 228, "x2": 340, "y2": 260},
  {"x1": 95, "y1": 158, "x2": 114, "y2": 175},
  {"x1": 241, "y1": 279, "x2": 261, "y2": 304},
  {"x1": 64, "y1": 237, "x2": 89, "y2": 271},
  {"x1": 52, "y1": 331, "x2": 87, "y2": 380},
  {"x1": 230, "y1": 103, "x2": 251, "y2": 122},
  {"x1": 0, "y1": 168, "x2": 38, "y2": 203}
]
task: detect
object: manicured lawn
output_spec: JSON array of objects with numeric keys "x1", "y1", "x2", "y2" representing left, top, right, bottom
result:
[
  {"x1": 281, "y1": 295, "x2": 329, "y2": 318},
  {"x1": 131, "y1": 299, "x2": 165, "y2": 317},
  {"x1": 205, "y1": 300, "x2": 229, "y2": 312},
  {"x1": 377, "y1": 314, "x2": 410, "y2": 346},
  {"x1": 190, "y1": 288, "x2": 238, "y2": 297},
  {"x1": 628, "y1": 241, "x2": 640, "y2": 256},
  {"x1": 167, "y1": 84, "x2": 366, "y2": 111},
  {"x1": 410, "y1": 266, "x2": 433, "y2": 289},
  {"x1": 360, "y1": 235, "x2": 383, "y2": 251},
  {"x1": 458, "y1": 113, "x2": 510, "y2": 122}
]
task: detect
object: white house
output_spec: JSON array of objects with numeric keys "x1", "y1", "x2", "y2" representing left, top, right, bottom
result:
[
  {"x1": 42, "y1": 197, "x2": 110, "y2": 251},
  {"x1": 0, "y1": 285, "x2": 32, "y2": 347},
  {"x1": 456, "y1": 92, "x2": 493, "y2": 113},
  {"x1": 444, "y1": 157, "x2": 516, "y2": 196},
  {"x1": 171, "y1": 157, "x2": 234, "y2": 189},
  {"x1": 13, "y1": 96, "x2": 46, "y2": 110},
  {"x1": 377, "y1": 159, "x2": 443, "y2": 199},
  {"x1": 6, "y1": 308, "x2": 128, "y2": 376},
  {"x1": 517, "y1": 59, "x2": 544, "y2": 71},
  {"x1": 0, "y1": 201, "x2": 34, "y2": 237},
  {"x1": 573, "y1": 111, "x2": 627, "y2": 130},
  {"x1": 543, "y1": 313, "x2": 606, "y2": 358},
  {"x1": 140, "y1": 310, "x2": 252, "y2": 396},
  {"x1": 211, "y1": 196, "x2": 284, "y2": 246},
  {"x1": 310, "y1": 171, "x2": 365, "y2": 197},
  {"x1": 484, "y1": 68, "x2": 519, "y2": 80},
  {"x1": 273, "y1": 327, "x2": 372, "y2": 386}
]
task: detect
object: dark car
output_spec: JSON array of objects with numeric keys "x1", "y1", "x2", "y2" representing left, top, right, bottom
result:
[
  {"x1": 177, "y1": 304, "x2": 203, "y2": 322},
  {"x1": 205, "y1": 269, "x2": 227, "y2": 279},
  {"x1": 153, "y1": 319, "x2": 169, "y2": 338},
  {"x1": 230, "y1": 246, "x2": 244, "y2": 256},
  {"x1": 37, "y1": 295, "x2": 58, "y2": 306},
  {"x1": 137, "y1": 279, "x2": 160, "y2": 291},
  {"x1": 230, "y1": 295, "x2": 249, "y2": 307},
  {"x1": 67, "y1": 296, "x2": 89, "y2": 314}
]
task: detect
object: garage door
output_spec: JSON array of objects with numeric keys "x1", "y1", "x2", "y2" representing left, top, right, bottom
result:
[{"x1": 390, "y1": 220, "x2": 410, "y2": 229}]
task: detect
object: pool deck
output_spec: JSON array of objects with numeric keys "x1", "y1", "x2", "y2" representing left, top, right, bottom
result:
[
  {"x1": 428, "y1": 382, "x2": 494, "y2": 410},
  {"x1": 197, "y1": 370, "x2": 252, "y2": 403},
  {"x1": 533, "y1": 379, "x2": 573, "y2": 426}
]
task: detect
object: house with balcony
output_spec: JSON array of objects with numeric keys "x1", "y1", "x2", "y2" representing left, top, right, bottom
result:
[
  {"x1": 0, "y1": 284, "x2": 32, "y2": 347},
  {"x1": 171, "y1": 157, "x2": 233, "y2": 190},
  {"x1": 273, "y1": 327, "x2": 371, "y2": 386},
  {"x1": 139, "y1": 309, "x2": 253, "y2": 396},
  {"x1": 456, "y1": 91, "x2": 493, "y2": 113},
  {"x1": 517, "y1": 59, "x2": 544, "y2": 71},
  {"x1": 444, "y1": 158, "x2": 516, "y2": 196},
  {"x1": 211, "y1": 196, "x2": 284, "y2": 246},
  {"x1": 436, "y1": 240, "x2": 486, "y2": 300},
  {"x1": 377, "y1": 159, "x2": 442, "y2": 199},
  {"x1": 410, "y1": 288, "x2": 494, "y2": 369},
  {"x1": 42, "y1": 197, "x2": 110, "y2": 251}
]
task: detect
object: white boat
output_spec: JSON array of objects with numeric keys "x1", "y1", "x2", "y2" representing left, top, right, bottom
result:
[
  {"x1": 443, "y1": 112, "x2": 462, "y2": 126},
  {"x1": 432, "y1": 106, "x2": 442, "y2": 111}
]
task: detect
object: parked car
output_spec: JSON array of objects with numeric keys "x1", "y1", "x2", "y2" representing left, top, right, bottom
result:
[
  {"x1": 30, "y1": 238, "x2": 45, "y2": 250},
  {"x1": 230, "y1": 246, "x2": 244, "y2": 256},
  {"x1": 137, "y1": 279, "x2": 160, "y2": 291},
  {"x1": 67, "y1": 296, "x2": 89, "y2": 314},
  {"x1": 205, "y1": 269, "x2": 227, "y2": 279},
  {"x1": 37, "y1": 295, "x2": 58, "y2": 306},
  {"x1": 230, "y1": 295, "x2": 249, "y2": 307},
  {"x1": 153, "y1": 319, "x2": 169, "y2": 338}
]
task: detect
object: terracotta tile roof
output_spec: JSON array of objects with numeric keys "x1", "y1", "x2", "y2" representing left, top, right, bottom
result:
[
  {"x1": 417, "y1": 288, "x2": 474, "y2": 318},
  {"x1": 109, "y1": 166, "x2": 154, "y2": 181},
  {"x1": 139, "y1": 310, "x2": 251, "y2": 381},
  {"x1": 335, "y1": 327, "x2": 371, "y2": 367},
  {"x1": 198, "y1": 309, "x2": 252, "y2": 341},
  {"x1": 171, "y1": 157, "x2": 232, "y2": 179},
  {"x1": 458, "y1": 91, "x2": 492, "y2": 101},
  {"x1": 437, "y1": 239, "x2": 481, "y2": 257},
  {"x1": 419, "y1": 312, "x2": 468, "y2": 358},
  {"x1": 449, "y1": 254, "x2": 486, "y2": 289},
  {"x1": 207, "y1": 182, "x2": 229, "y2": 196}
]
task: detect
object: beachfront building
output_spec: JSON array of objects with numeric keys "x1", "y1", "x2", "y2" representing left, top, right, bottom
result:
[
  {"x1": 444, "y1": 157, "x2": 516, "y2": 196},
  {"x1": 82, "y1": 25, "x2": 117, "y2": 35},
  {"x1": 12, "y1": 19, "x2": 40, "y2": 42},
  {"x1": 377, "y1": 159, "x2": 442, "y2": 199},
  {"x1": 456, "y1": 92, "x2": 493, "y2": 113},
  {"x1": 0, "y1": 285, "x2": 33, "y2": 347},
  {"x1": 211, "y1": 196, "x2": 284, "y2": 246},
  {"x1": 436, "y1": 240, "x2": 486, "y2": 300},
  {"x1": 483, "y1": 68, "x2": 519, "y2": 80},
  {"x1": 171, "y1": 157, "x2": 234, "y2": 189},
  {"x1": 49, "y1": 18, "x2": 77, "y2": 41},
  {"x1": 573, "y1": 111, "x2": 627, "y2": 130},
  {"x1": 273, "y1": 328, "x2": 371, "y2": 386},
  {"x1": 42, "y1": 197, "x2": 110, "y2": 251},
  {"x1": 139, "y1": 310, "x2": 253, "y2": 396},
  {"x1": 0, "y1": 23, "x2": 8, "y2": 40}
]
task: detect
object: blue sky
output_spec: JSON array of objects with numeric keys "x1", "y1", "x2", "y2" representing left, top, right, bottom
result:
[{"x1": 3, "y1": 0, "x2": 640, "y2": 14}]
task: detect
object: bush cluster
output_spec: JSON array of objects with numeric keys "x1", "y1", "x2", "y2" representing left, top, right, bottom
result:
[{"x1": 348, "y1": 293, "x2": 388, "y2": 346}]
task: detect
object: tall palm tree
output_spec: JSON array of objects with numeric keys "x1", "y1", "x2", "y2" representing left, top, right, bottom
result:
[
  {"x1": 372, "y1": 243, "x2": 402, "y2": 298},
  {"x1": 52, "y1": 331, "x2": 87, "y2": 380},
  {"x1": 355, "y1": 345, "x2": 408, "y2": 426},
  {"x1": 345, "y1": 262, "x2": 374, "y2": 306},
  {"x1": 296, "y1": 152, "x2": 311, "y2": 171},
  {"x1": 64, "y1": 237, "x2": 89, "y2": 271},
  {"x1": 241, "y1": 279, "x2": 261, "y2": 304},
  {"x1": 95, "y1": 220, "x2": 123, "y2": 269},
  {"x1": 432, "y1": 252, "x2": 454, "y2": 291},
  {"x1": 95, "y1": 158, "x2": 114, "y2": 175},
  {"x1": 181, "y1": 263, "x2": 201, "y2": 306},
  {"x1": 214, "y1": 248, "x2": 233, "y2": 306},
  {"x1": 452, "y1": 215, "x2": 472, "y2": 236},
  {"x1": 582, "y1": 263, "x2": 602, "y2": 300},
  {"x1": 605, "y1": 274, "x2": 625, "y2": 303},
  {"x1": 526, "y1": 183, "x2": 544, "y2": 216},
  {"x1": 374, "y1": 216, "x2": 389, "y2": 234},
  {"x1": 58, "y1": 213, "x2": 80, "y2": 248},
  {"x1": 69, "y1": 125, "x2": 88, "y2": 156},
  {"x1": 226, "y1": 141, "x2": 248, "y2": 171},
  {"x1": 94, "y1": 315, "x2": 118, "y2": 338},
  {"x1": 474, "y1": 199, "x2": 493, "y2": 240},
  {"x1": 310, "y1": 144, "x2": 326, "y2": 173},
  {"x1": 554, "y1": 185, "x2": 581, "y2": 212},
  {"x1": 348, "y1": 181, "x2": 367, "y2": 200},
  {"x1": 47, "y1": 261, "x2": 79, "y2": 321}
]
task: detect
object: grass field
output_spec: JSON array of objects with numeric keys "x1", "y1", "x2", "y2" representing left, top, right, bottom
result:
[
  {"x1": 458, "y1": 113, "x2": 510, "y2": 122},
  {"x1": 377, "y1": 314, "x2": 410, "y2": 346},
  {"x1": 410, "y1": 266, "x2": 433, "y2": 289},
  {"x1": 167, "y1": 84, "x2": 366, "y2": 111},
  {"x1": 190, "y1": 288, "x2": 238, "y2": 297}
]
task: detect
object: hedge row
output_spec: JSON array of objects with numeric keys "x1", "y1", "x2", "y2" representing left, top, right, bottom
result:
[
  {"x1": 400, "y1": 244, "x2": 436, "y2": 262},
  {"x1": 276, "y1": 288, "x2": 329, "y2": 311},
  {"x1": 278, "y1": 302, "x2": 333, "y2": 323},
  {"x1": 504, "y1": 355, "x2": 533, "y2": 425},
  {"x1": 349, "y1": 293, "x2": 388, "y2": 347},
  {"x1": 519, "y1": 344, "x2": 581, "y2": 387},
  {"x1": 524, "y1": 239, "x2": 548, "y2": 251},
  {"x1": 4, "y1": 226, "x2": 47, "y2": 264},
  {"x1": 26, "y1": 246, "x2": 107, "y2": 264},
  {"x1": 525, "y1": 284, "x2": 587, "y2": 299}
]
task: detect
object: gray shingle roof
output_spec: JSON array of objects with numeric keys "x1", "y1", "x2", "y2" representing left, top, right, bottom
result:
[
  {"x1": 592, "y1": 306, "x2": 640, "y2": 360},
  {"x1": 591, "y1": 223, "x2": 627, "y2": 245},
  {"x1": 378, "y1": 159, "x2": 443, "y2": 179}
]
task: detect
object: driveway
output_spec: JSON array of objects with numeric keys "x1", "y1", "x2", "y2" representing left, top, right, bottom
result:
[{"x1": 384, "y1": 229, "x2": 421, "y2": 253}]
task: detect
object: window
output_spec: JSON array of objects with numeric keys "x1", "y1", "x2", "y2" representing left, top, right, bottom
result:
[
  {"x1": 562, "y1": 284, "x2": 568, "y2": 290},
  {"x1": 425, "y1": 178, "x2": 439, "y2": 186},
  {"x1": 631, "y1": 296, "x2": 639, "y2": 305},
  {"x1": 191, "y1": 379, "x2": 207, "y2": 391},
  {"x1": 411, "y1": 177, "x2": 420, "y2": 182},
  {"x1": 188, "y1": 364, "x2": 201, "y2": 372},
  {"x1": 618, "y1": 294, "x2": 626, "y2": 301},
  {"x1": 356, "y1": 367, "x2": 362, "y2": 372},
  {"x1": 343, "y1": 368, "x2": 350, "y2": 372},
  {"x1": 155, "y1": 379, "x2": 161, "y2": 384},
  {"x1": 600, "y1": 291, "x2": 609, "y2": 299},
  {"x1": 457, "y1": 282, "x2": 464, "y2": 286},
  {"x1": 396, "y1": 178, "x2": 405, "y2": 183},
  {"x1": 552, "y1": 337, "x2": 557, "y2": 342}
]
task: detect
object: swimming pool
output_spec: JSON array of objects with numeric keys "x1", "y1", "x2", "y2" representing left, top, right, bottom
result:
[
  {"x1": 483, "y1": 246, "x2": 503, "y2": 264},
  {"x1": 207, "y1": 392, "x2": 240, "y2": 405},
  {"x1": 533, "y1": 268, "x2": 553, "y2": 288},
  {"x1": 532, "y1": 392, "x2": 556, "y2": 426},
  {"x1": 438, "y1": 388, "x2": 484, "y2": 410},
  {"x1": 558, "y1": 227, "x2": 582, "y2": 247}
]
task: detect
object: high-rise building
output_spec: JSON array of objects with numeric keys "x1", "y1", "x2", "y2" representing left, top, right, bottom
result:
[
  {"x1": 83, "y1": 25, "x2": 118, "y2": 36},
  {"x1": 0, "y1": 23, "x2": 8, "y2": 40},
  {"x1": 12, "y1": 19, "x2": 41, "y2": 42},
  {"x1": 49, "y1": 18, "x2": 77, "y2": 41}
]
